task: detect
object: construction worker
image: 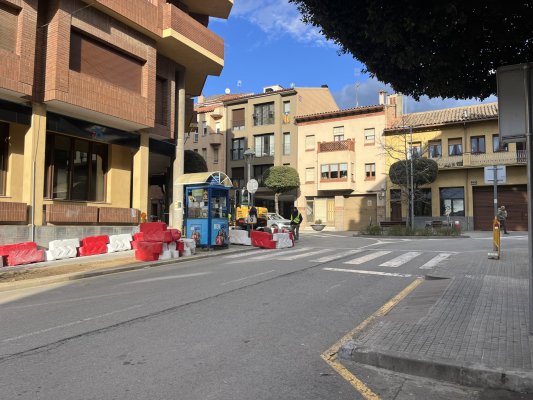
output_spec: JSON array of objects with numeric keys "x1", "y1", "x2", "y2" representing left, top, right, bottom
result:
[{"x1": 290, "y1": 206, "x2": 303, "y2": 240}]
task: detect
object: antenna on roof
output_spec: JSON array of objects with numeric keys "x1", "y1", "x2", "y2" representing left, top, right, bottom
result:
[
  {"x1": 237, "y1": 80, "x2": 242, "y2": 88},
  {"x1": 355, "y1": 82, "x2": 360, "y2": 107},
  {"x1": 290, "y1": 82, "x2": 295, "y2": 88}
]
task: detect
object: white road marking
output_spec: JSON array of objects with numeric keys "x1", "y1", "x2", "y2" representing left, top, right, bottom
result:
[
  {"x1": 323, "y1": 268, "x2": 414, "y2": 278},
  {"x1": 275, "y1": 248, "x2": 333, "y2": 261},
  {"x1": 248, "y1": 247, "x2": 312, "y2": 260},
  {"x1": 379, "y1": 252, "x2": 422, "y2": 268},
  {"x1": 220, "y1": 270, "x2": 276, "y2": 286},
  {"x1": 1, "y1": 304, "x2": 144, "y2": 343},
  {"x1": 312, "y1": 249, "x2": 362, "y2": 263},
  {"x1": 124, "y1": 272, "x2": 211, "y2": 284},
  {"x1": 0, "y1": 291, "x2": 134, "y2": 310},
  {"x1": 223, "y1": 249, "x2": 270, "y2": 259},
  {"x1": 419, "y1": 253, "x2": 452, "y2": 269},
  {"x1": 343, "y1": 251, "x2": 391, "y2": 265}
]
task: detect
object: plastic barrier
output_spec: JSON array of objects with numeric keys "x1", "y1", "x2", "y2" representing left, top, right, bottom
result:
[{"x1": 7, "y1": 249, "x2": 45, "y2": 266}]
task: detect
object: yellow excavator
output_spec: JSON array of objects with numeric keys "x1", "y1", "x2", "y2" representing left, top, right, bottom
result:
[{"x1": 234, "y1": 205, "x2": 268, "y2": 228}]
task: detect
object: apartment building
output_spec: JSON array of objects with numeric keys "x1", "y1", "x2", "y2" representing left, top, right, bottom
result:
[
  {"x1": 0, "y1": 0, "x2": 232, "y2": 246},
  {"x1": 295, "y1": 93, "x2": 402, "y2": 230},
  {"x1": 384, "y1": 103, "x2": 528, "y2": 231},
  {"x1": 187, "y1": 93, "x2": 250, "y2": 172},
  {"x1": 224, "y1": 85, "x2": 338, "y2": 217}
]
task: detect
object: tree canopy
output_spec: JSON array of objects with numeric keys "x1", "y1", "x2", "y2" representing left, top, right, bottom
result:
[
  {"x1": 389, "y1": 158, "x2": 438, "y2": 188},
  {"x1": 263, "y1": 166, "x2": 300, "y2": 214},
  {"x1": 289, "y1": 1, "x2": 533, "y2": 99},
  {"x1": 184, "y1": 150, "x2": 207, "y2": 173}
]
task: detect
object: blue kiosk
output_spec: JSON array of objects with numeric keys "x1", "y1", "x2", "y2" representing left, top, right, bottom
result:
[{"x1": 177, "y1": 172, "x2": 232, "y2": 248}]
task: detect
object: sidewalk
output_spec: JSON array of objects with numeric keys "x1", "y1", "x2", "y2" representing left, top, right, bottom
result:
[
  {"x1": 0, "y1": 245, "x2": 255, "y2": 292},
  {"x1": 339, "y1": 242, "x2": 533, "y2": 392}
]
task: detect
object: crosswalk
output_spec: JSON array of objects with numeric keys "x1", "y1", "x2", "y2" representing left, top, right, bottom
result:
[{"x1": 223, "y1": 247, "x2": 454, "y2": 273}]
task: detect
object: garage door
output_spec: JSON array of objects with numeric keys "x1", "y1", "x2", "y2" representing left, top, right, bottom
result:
[
  {"x1": 473, "y1": 185, "x2": 528, "y2": 231},
  {"x1": 344, "y1": 195, "x2": 377, "y2": 231}
]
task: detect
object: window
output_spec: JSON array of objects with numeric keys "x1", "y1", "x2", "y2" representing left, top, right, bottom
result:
[
  {"x1": 215, "y1": 122, "x2": 221, "y2": 134},
  {"x1": 429, "y1": 141, "x2": 442, "y2": 158},
  {"x1": 45, "y1": 133, "x2": 107, "y2": 201},
  {"x1": 193, "y1": 130, "x2": 198, "y2": 143},
  {"x1": 283, "y1": 132, "x2": 291, "y2": 155},
  {"x1": 471, "y1": 136, "x2": 486, "y2": 154},
  {"x1": 202, "y1": 121, "x2": 207, "y2": 136},
  {"x1": 365, "y1": 163, "x2": 376, "y2": 180},
  {"x1": 440, "y1": 187, "x2": 465, "y2": 216},
  {"x1": 213, "y1": 147, "x2": 219, "y2": 164},
  {"x1": 193, "y1": 149, "x2": 198, "y2": 152},
  {"x1": 69, "y1": 30, "x2": 143, "y2": 93},
  {"x1": 364, "y1": 128, "x2": 375, "y2": 144},
  {"x1": 305, "y1": 135, "x2": 315, "y2": 150},
  {"x1": 232, "y1": 108, "x2": 245, "y2": 130},
  {"x1": 321, "y1": 163, "x2": 348, "y2": 180},
  {"x1": 305, "y1": 167, "x2": 315, "y2": 182},
  {"x1": 0, "y1": 3, "x2": 18, "y2": 53},
  {"x1": 231, "y1": 167, "x2": 244, "y2": 188},
  {"x1": 492, "y1": 134, "x2": 508, "y2": 152},
  {"x1": 414, "y1": 188, "x2": 432, "y2": 217},
  {"x1": 231, "y1": 138, "x2": 245, "y2": 160},
  {"x1": 253, "y1": 102, "x2": 274, "y2": 126},
  {"x1": 254, "y1": 134, "x2": 274, "y2": 157},
  {"x1": 283, "y1": 101, "x2": 291, "y2": 115},
  {"x1": 408, "y1": 142, "x2": 422, "y2": 159},
  {"x1": 448, "y1": 138, "x2": 462, "y2": 156},
  {"x1": 333, "y1": 126, "x2": 344, "y2": 141},
  {"x1": 254, "y1": 164, "x2": 273, "y2": 186},
  {"x1": 155, "y1": 77, "x2": 168, "y2": 126},
  {"x1": 201, "y1": 148, "x2": 207, "y2": 160},
  {"x1": 0, "y1": 122, "x2": 8, "y2": 196}
]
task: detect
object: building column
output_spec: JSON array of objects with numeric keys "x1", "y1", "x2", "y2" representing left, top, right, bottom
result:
[
  {"x1": 22, "y1": 103, "x2": 47, "y2": 231},
  {"x1": 171, "y1": 70, "x2": 185, "y2": 230},
  {"x1": 133, "y1": 133, "x2": 149, "y2": 216}
]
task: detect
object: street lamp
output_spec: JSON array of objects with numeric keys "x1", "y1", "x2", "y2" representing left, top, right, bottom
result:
[{"x1": 243, "y1": 148, "x2": 255, "y2": 205}]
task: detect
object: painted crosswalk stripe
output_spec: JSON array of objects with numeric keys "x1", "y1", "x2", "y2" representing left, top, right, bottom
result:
[
  {"x1": 247, "y1": 247, "x2": 312, "y2": 260},
  {"x1": 379, "y1": 252, "x2": 422, "y2": 268},
  {"x1": 223, "y1": 249, "x2": 270, "y2": 259},
  {"x1": 343, "y1": 251, "x2": 391, "y2": 265},
  {"x1": 276, "y1": 248, "x2": 333, "y2": 261},
  {"x1": 323, "y1": 268, "x2": 413, "y2": 278},
  {"x1": 312, "y1": 249, "x2": 362, "y2": 263},
  {"x1": 419, "y1": 253, "x2": 452, "y2": 269}
]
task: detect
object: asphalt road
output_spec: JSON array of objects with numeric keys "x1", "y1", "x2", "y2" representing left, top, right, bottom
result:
[{"x1": 0, "y1": 231, "x2": 528, "y2": 399}]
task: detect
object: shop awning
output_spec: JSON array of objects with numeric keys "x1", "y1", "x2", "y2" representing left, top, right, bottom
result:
[{"x1": 174, "y1": 171, "x2": 232, "y2": 187}]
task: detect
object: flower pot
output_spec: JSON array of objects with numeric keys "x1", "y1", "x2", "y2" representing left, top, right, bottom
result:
[{"x1": 310, "y1": 224, "x2": 325, "y2": 231}]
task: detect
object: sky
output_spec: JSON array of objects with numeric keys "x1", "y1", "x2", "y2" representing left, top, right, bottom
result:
[{"x1": 203, "y1": 0, "x2": 497, "y2": 113}]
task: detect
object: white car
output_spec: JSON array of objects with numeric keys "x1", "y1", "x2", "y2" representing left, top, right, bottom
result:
[{"x1": 265, "y1": 213, "x2": 292, "y2": 231}]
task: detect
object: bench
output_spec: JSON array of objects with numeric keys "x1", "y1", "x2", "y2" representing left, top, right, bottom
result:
[{"x1": 379, "y1": 221, "x2": 404, "y2": 228}]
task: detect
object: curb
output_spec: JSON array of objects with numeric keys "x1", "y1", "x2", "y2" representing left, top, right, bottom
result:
[
  {"x1": 0, "y1": 246, "x2": 258, "y2": 292},
  {"x1": 339, "y1": 342, "x2": 533, "y2": 393}
]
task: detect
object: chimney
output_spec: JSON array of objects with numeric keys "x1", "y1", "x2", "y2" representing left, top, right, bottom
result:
[
  {"x1": 197, "y1": 94, "x2": 205, "y2": 105},
  {"x1": 379, "y1": 90, "x2": 386, "y2": 105}
]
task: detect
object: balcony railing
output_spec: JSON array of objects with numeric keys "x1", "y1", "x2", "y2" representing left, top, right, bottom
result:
[
  {"x1": 318, "y1": 139, "x2": 355, "y2": 153},
  {"x1": 434, "y1": 150, "x2": 528, "y2": 169}
]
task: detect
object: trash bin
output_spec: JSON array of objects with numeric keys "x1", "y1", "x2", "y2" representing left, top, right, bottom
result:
[{"x1": 453, "y1": 221, "x2": 461, "y2": 234}]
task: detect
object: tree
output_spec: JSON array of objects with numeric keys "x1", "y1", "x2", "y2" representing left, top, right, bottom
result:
[
  {"x1": 263, "y1": 166, "x2": 300, "y2": 215},
  {"x1": 184, "y1": 150, "x2": 207, "y2": 173},
  {"x1": 389, "y1": 158, "x2": 438, "y2": 188},
  {"x1": 289, "y1": 1, "x2": 533, "y2": 99}
]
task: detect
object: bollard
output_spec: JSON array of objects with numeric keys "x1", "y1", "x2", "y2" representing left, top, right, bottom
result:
[{"x1": 488, "y1": 217, "x2": 500, "y2": 259}]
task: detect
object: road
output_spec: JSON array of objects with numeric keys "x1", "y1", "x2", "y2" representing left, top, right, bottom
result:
[{"x1": 0, "y1": 231, "x2": 527, "y2": 399}]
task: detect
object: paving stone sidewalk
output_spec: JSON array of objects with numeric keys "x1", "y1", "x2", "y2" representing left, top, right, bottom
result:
[{"x1": 340, "y1": 245, "x2": 533, "y2": 392}]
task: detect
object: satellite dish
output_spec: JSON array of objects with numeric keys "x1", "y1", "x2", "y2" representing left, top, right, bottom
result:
[{"x1": 225, "y1": 88, "x2": 231, "y2": 94}]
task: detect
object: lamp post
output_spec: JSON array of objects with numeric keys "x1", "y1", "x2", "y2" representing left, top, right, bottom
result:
[{"x1": 243, "y1": 148, "x2": 255, "y2": 205}]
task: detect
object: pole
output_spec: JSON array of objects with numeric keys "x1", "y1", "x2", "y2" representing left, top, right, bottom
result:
[
  {"x1": 523, "y1": 66, "x2": 533, "y2": 334},
  {"x1": 410, "y1": 126, "x2": 414, "y2": 229},
  {"x1": 493, "y1": 165, "x2": 498, "y2": 218}
]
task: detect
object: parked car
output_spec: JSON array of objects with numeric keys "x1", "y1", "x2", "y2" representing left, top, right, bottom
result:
[{"x1": 265, "y1": 213, "x2": 292, "y2": 231}]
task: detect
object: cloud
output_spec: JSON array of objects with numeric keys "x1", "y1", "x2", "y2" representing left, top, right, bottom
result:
[
  {"x1": 334, "y1": 77, "x2": 498, "y2": 113},
  {"x1": 229, "y1": 0, "x2": 331, "y2": 47}
]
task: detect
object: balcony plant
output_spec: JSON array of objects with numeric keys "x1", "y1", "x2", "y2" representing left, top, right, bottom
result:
[{"x1": 310, "y1": 219, "x2": 325, "y2": 231}]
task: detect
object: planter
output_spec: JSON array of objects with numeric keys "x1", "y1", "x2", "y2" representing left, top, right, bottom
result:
[{"x1": 310, "y1": 224, "x2": 326, "y2": 231}]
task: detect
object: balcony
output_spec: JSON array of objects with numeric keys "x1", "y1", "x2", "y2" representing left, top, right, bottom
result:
[
  {"x1": 318, "y1": 139, "x2": 355, "y2": 153},
  {"x1": 435, "y1": 150, "x2": 528, "y2": 169},
  {"x1": 209, "y1": 131, "x2": 223, "y2": 146}
]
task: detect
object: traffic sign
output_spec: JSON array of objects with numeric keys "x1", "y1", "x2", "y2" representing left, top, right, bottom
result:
[
  {"x1": 484, "y1": 165, "x2": 506, "y2": 184},
  {"x1": 246, "y1": 179, "x2": 259, "y2": 194}
]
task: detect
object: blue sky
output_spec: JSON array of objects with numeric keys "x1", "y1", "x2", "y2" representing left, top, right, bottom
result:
[{"x1": 203, "y1": 0, "x2": 497, "y2": 113}]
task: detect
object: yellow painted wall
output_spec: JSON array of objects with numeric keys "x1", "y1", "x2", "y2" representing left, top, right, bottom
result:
[
  {"x1": 104, "y1": 144, "x2": 133, "y2": 208},
  {"x1": 2, "y1": 123, "x2": 27, "y2": 202}
]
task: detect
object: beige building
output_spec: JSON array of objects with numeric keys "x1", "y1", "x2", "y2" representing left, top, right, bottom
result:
[
  {"x1": 224, "y1": 85, "x2": 338, "y2": 217},
  {"x1": 187, "y1": 93, "x2": 250, "y2": 172},
  {"x1": 384, "y1": 103, "x2": 528, "y2": 231},
  {"x1": 295, "y1": 93, "x2": 402, "y2": 230}
]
